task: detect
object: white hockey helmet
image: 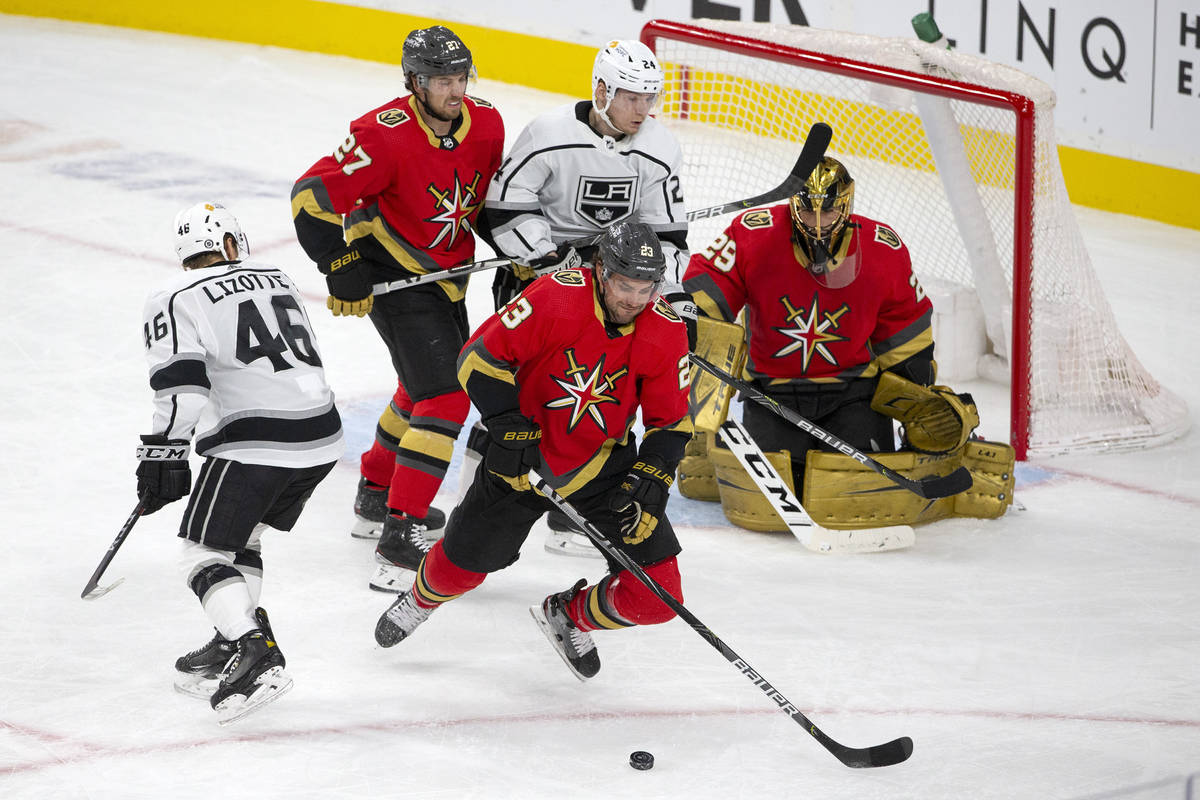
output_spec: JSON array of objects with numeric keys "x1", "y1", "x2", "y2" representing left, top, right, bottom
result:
[
  {"x1": 173, "y1": 202, "x2": 249, "y2": 262},
  {"x1": 592, "y1": 39, "x2": 664, "y2": 126}
]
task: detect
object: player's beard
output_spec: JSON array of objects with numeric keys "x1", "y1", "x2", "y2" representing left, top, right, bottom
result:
[
  {"x1": 600, "y1": 287, "x2": 649, "y2": 325},
  {"x1": 417, "y1": 91, "x2": 462, "y2": 124}
]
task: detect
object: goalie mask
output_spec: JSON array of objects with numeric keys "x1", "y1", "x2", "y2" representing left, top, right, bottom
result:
[
  {"x1": 402, "y1": 25, "x2": 475, "y2": 91},
  {"x1": 789, "y1": 157, "x2": 855, "y2": 278},
  {"x1": 173, "y1": 202, "x2": 248, "y2": 263},
  {"x1": 592, "y1": 40, "x2": 663, "y2": 132}
]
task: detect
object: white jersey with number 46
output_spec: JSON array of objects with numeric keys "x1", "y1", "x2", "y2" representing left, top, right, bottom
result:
[
  {"x1": 484, "y1": 101, "x2": 689, "y2": 284},
  {"x1": 141, "y1": 261, "x2": 344, "y2": 468}
]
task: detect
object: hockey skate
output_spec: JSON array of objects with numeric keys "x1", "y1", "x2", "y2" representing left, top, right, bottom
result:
[
  {"x1": 352, "y1": 478, "x2": 446, "y2": 541},
  {"x1": 543, "y1": 510, "x2": 602, "y2": 559},
  {"x1": 369, "y1": 514, "x2": 433, "y2": 593},
  {"x1": 210, "y1": 625, "x2": 291, "y2": 726},
  {"x1": 173, "y1": 630, "x2": 235, "y2": 699},
  {"x1": 530, "y1": 579, "x2": 600, "y2": 681},
  {"x1": 374, "y1": 589, "x2": 435, "y2": 647},
  {"x1": 174, "y1": 607, "x2": 276, "y2": 699}
]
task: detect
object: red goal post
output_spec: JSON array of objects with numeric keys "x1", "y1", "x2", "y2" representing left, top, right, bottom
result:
[{"x1": 642, "y1": 19, "x2": 1188, "y2": 460}]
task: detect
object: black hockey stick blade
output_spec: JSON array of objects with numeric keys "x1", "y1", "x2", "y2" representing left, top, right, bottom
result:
[
  {"x1": 833, "y1": 735, "x2": 915, "y2": 769},
  {"x1": 531, "y1": 470, "x2": 913, "y2": 769},
  {"x1": 688, "y1": 354, "x2": 972, "y2": 500},
  {"x1": 81, "y1": 501, "x2": 144, "y2": 600},
  {"x1": 686, "y1": 121, "x2": 833, "y2": 221},
  {"x1": 892, "y1": 463, "x2": 973, "y2": 499}
]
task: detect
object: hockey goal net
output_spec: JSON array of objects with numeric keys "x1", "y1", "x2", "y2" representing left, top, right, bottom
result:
[{"x1": 643, "y1": 19, "x2": 1189, "y2": 460}]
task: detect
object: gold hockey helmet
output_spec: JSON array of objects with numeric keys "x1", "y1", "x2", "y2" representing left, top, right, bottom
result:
[{"x1": 789, "y1": 157, "x2": 855, "y2": 270}]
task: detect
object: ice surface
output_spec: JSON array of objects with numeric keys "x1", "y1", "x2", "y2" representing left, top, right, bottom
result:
[{"x1": 1, "y1": 15, "x2": 1198, "y2": 800}]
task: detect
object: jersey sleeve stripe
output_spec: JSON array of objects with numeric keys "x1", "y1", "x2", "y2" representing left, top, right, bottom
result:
[{"x1": 149, "y1": 356, "x2": 210, "y2": 393}]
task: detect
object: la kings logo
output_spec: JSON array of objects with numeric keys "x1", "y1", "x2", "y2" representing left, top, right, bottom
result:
[{"x1": 575, "y1": 176, "x2": 637, "y2": 225}]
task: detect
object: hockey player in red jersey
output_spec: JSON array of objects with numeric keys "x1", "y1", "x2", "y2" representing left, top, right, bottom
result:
[
  {"x1": 290, "y1": 25, "x2": 504, "y2": 590},
  {"x1": 682, "y1": 156, "x2": 936, "y2": 492},
  {"x1": 478, "y1": 38, "x2": 695, "y2": 558},
  {"x1": 373, "y1": 221, "x2": 694, "y2": 681}
]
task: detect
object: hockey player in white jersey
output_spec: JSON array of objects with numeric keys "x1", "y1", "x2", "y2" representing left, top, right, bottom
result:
[
  {"x1": 136, "y1": 202, "x2": 344, "y2": 725},
  {"x1": 480, "y1": 39, "x2": 695, "y2": 558}
]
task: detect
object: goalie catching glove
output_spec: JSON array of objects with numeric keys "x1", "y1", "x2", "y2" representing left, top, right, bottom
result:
[
  {"x1": 608, "y1": 454, "x2": 674, "y2": 545},
  {"x1": 483, "y1": 411, "x2": 542, "y2": 492},
  {"x1": 135, "y1": 435, "x2": 191, "y2": 514},
  {"x1": 318, "y1": 243, "x2": 374, "y2": 317},
  {"x1": 871, "y1": 371, "x2": 980, "y2": 454}
]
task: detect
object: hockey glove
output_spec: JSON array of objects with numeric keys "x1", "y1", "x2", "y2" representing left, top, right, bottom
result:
[
  {"x1": 663, "y1": 291, "x2": 699, "y2": 351},
  {"x1": 904, "y1": 386, "x2": 979, "y2": 453},
  {"x1": 135, "y1": 435, "x2": 191, "y2": 514},
  {"x1": 484, "y1": 411, "x2": 542, "y2": 492},
  {"x1": 608, "y1": 454, "x2": 674, "y2": 545},
  {"x1": 319, "y1": 244, "x2": 374, "y2": 317},
  {"x1": 511, "y1": 247, "x2": 583, "y2": 281}
]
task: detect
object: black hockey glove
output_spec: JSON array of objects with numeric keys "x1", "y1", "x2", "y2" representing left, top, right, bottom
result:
[
  {"x1": 608, "y1": 454, "x2": 674, "y2": 545},
  {"x1": 135, "y1": 435, "x2": 191, "y2": 514},
  {"x1": 663, "y1": 291, "x2": 699, "y2": 351},
  {"x1": 484, "y1": 411, "x2": 542, "y2": 492},
  {"x1": 318, "y1": 244, "x2": 374, "y2": 317}
]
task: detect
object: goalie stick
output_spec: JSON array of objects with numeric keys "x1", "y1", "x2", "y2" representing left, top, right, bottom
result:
[
  {"x1": 717, "y1": 418, "x2": 916, "y2": 553},
  {"x1": 690, "y1": 354, "x2": 972, "y2": 500},
  {"x1": 81, "y1": 501, "x2": 145, "y2": 600},
  {"x1": 530, "y1": 469, "x2": 914, "y2": 769},
  {"x1": 685, "y1": 122, "x2": 833, "y2": 221}
]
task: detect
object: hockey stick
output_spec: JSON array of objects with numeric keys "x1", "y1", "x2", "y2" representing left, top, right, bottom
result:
[
  {"x1": 717, "y1": 418, "x2": 916, "y2": 553},
  {"x1": 685, "y1": 122, "x2": 833, "y2": 221},
  {"x1": 690, "y1": 355, "x2": 972, "y2": 499},
  {"x1": 371, "y1": 244, "x2": 585, "y2": 295},
  {"x1": 81, "y1": 501, "x2": 145, "y2": 600},
  {"x1": 529, "y1": 470, "x2": 913, "y2": 768},
  {"x1": 373, "y1": 121, "x2": 830, "y2": 296}
]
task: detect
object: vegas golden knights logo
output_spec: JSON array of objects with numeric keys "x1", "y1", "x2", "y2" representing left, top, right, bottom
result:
[
  {"x1": 376, "y1": 108, "x2": 410, "y2": 127},
  {"x1": 545, "y1": 349, "x2": 628, "y2": 433}
]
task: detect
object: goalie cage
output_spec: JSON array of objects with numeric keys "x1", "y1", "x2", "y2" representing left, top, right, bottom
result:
[{"x1": 642, "y1": 19, "x2": 1189, "y2": 460}]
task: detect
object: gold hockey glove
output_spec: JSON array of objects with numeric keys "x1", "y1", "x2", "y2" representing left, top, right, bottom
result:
[{"x1": 871, "y1": 371, "x2": 980, "y2": 454}]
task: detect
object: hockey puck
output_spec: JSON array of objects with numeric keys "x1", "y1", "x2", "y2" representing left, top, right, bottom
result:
[{"x1": 629, "y1": 750, "x2": 654, "y2": 770}]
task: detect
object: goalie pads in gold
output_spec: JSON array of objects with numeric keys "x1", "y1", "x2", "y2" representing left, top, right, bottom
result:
[
  {"x1": 707, "y1": 439, "x2": 796, "y2": 531},
  {"x1": 688, "y1": 316, "x2": 747, "y2": 433},
  {"x1": 802, "y1": 439, "x2": 1015, "y2": 529},
  {"x1": 870, "y1": 371, "x2": 980, "y2": 454},
  {"x1": 678, "y1": 430, "x2": 720, "y2": 501}
]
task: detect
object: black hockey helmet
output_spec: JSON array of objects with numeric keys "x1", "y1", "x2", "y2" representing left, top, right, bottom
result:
[
  {"x1": 402, "y1": 26, "x2": 473, "y2": 89},
  {"x1": 596, "y1": 220, "x2": 666, "y2": 285}
]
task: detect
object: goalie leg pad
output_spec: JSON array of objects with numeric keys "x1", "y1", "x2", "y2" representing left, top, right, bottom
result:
[
  {"x1": 677, "y1": 431, "x2": 719, "y2": 501},
  {"x1": 802, "y1": 439, "x2": 1015, "y2": 529},
  {"x1": 708, "y1": 440, "x2": 796, "y2": 532},
  {"x1": 688, "y1": 316, "x2": 747, "y2": 432}
]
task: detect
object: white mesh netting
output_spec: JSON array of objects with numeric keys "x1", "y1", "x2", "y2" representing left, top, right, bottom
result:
[{"x1": 648, "y1": 20, "x2": 1188, "y2": 458}]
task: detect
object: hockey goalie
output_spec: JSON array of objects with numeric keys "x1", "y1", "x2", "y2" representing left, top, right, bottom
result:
[{"x1": 679, "y1": 156, "x2": 1014, "y2": 534}]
